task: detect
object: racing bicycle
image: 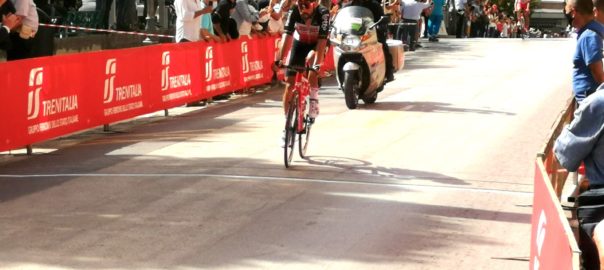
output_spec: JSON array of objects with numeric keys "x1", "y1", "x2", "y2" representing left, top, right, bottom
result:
[{"x1": 281, "y1": 65, "x2": 319, "y2": 168}]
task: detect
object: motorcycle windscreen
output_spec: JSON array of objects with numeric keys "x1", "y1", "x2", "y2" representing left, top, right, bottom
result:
[{"x1": 332, "y1": 6, "x2": 375, "y2": 35}]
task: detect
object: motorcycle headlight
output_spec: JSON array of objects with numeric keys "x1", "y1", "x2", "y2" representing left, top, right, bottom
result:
[{"x1": 343, "y1": 35, "x2": 361, "y2": 48}]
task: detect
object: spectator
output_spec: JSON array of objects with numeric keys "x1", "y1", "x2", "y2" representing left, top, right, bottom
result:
[
  {"x1": 0, "y1": 5, "x2": 20, "y2": 50},
  {"x1": 212, "y1": 0, "x2": 239, "y2": 41},
  {"x1": 231, "y1": 0, "x2": 261, "y2": 37},
  {"x1": 426, "y1": 0, "x2": 443, "y2": 41},
  {"x1": 399, "y1": 0, "x2": 431, "y2": 50},
  {"x1": 175, "y1": 0, "x2": 212, "y2": 42},
  {"x1": 6, "y1": 0, "x2": 37, "y2": 60},
  {"x1": 200, "y1": 0, "x2": 221, "y2": 41},
  {"x1": 501, "y1": 16, "x2": 510, "y2": 37},
  {"x1": 470, "y1": 0, "x2": 485, "y2": 37},
  {"x1": 266, "y1": 0, "x2": 284, "y2": 34},
  {"x1": 96, "y1": 0, "x2": 138, "y2": 30},
  {"x1": 257, "y1": 0, "x2": 272, "y2": 32},
  {"x1": 566, "y1": 0, "x2": 604, "y2": 103},
  {"x1": 450, "y1": 0, "x2": 466, "y2": 38},
  {"x1": 554, "y1": 87, "x2": 604, "y2": 270}
]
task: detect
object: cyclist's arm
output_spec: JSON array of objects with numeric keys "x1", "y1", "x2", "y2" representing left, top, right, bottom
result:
[
  {"x1": 313, "y1": 39, "x2": 328, "y2": 67},
  {"x1": 278, "y1": 33, "x2": 293, "y2": 62},
  {"x1": 277, "y1": 6, "x2": 297, "y2": 61},
  {"x1": 314, "y1": 7, "x2": 330, "y2": 67}
]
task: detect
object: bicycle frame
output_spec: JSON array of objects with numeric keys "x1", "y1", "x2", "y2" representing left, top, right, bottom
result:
[{"x1": 294, "y1": 71, "x2": 311, "y2": 134}]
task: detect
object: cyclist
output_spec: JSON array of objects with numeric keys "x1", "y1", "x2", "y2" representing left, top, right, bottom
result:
[
  {"x1": 276, "y1": 0, "x2": 330, "y2": 122},
  {"x1": 515, "y1": 0, "x2": 530, "y2": 32}
]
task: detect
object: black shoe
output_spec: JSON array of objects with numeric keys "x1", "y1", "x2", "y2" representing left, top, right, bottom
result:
[
  {"x1": 415, "y1": 43, "x2": 423, "y2": 48},
  {"x1": 385, "y1": 74, "x2": 394, "y2": 83}
]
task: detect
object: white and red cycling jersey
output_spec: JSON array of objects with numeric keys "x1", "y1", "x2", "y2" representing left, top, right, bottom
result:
[{"x1": 284, "y1": 4, "x2": 330, "y2": 44}]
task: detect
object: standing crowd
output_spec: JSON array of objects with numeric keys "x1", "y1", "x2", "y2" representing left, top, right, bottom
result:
[
  {"x1": 392, "y1": 0, "x2": 532, "y2": 50},
  {"x1": 174, "y1": 0, "x2": 291, "y2": 43}
]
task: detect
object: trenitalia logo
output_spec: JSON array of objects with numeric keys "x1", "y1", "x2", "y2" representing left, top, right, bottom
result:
[
  {"x1": 205, "y1": 46, "x2": 213, "y2": 82},
  {"x1": 104, "y1": 59, "x2": 117, "y2": 104},
  {"x1": 27, "y1": 67, "x2": 44, "y2": 120},
  {"x1": 161, "y1": 51, "x2": 170, "y2": 91},
  {"x1": 241, "y1": 42, "x2": 249, "y2": 74}
]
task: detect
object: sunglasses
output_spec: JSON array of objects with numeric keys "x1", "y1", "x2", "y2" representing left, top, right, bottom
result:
[{"x1": 298, "y1": 0, "x2": 315, "y2": 9}]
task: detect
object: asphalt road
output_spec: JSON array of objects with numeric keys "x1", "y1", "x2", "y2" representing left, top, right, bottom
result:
[{"x1": 0, "y1": 38, "x2": 574, "y2": 269}]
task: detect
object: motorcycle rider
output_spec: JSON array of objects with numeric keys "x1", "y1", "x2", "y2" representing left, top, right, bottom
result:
[
  {"x1": 276, "y1": 0, "x2": 330, "y2": 120},
  {"x1": 344, "y1": 0, "x2": 395, "y2": 84}
]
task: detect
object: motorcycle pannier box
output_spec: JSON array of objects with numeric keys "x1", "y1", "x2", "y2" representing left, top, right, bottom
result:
[{"x1": 386, "y1": 39, "x2": 405, "y2": 71}]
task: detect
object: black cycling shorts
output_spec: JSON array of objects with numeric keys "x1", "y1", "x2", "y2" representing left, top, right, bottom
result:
[{"x1": 285, "y1": 39, "x2": 316, "y2": 77}]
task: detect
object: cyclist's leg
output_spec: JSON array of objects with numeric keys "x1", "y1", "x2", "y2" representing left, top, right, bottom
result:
[
  {"x1": 283, "y1": 76, "x2": 296, "y2": 114},
  {"x1": 305, "y1": 49, "x2": 320, "y2": 119},
  {"x1": 283, "y1": 40, "x2": 312, "y2": 115}
]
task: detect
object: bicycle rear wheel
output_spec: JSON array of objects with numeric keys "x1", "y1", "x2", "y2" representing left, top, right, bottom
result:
[{"x1": 284, "y1": 94, "x2": 298, "y2": 168}]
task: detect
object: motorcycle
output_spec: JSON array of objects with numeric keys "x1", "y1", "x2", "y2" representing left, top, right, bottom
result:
[{"x1": 329, "y1": 6, "x2": 389, "y2": 109}]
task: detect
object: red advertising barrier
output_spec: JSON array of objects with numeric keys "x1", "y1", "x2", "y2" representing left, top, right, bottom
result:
[
  {"x1": 530, "y1": 161, "x2": 580, "y2": 270},
  {"x1": 0, "y1": 35, "x2": 306, "y2": 152}
]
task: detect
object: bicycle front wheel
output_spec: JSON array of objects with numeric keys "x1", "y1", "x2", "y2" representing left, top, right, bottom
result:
[
  {"x1": 299, "y1": 112, "x2": 312, "y2": 159},
  {"x1": 284, "y1": 94, "x2": 298, "y2": 168}
]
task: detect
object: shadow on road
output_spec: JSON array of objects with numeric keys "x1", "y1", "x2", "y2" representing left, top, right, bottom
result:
[
  {"x1": 304, "y1": 155, "x2": 468, "y2": 186},
  {"x1": 359, "y1": 101, "x2": 515, "y2": 115}
]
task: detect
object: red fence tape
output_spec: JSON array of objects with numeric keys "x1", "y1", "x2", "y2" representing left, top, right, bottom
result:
[{"x1": 0, "y1": 35, "x2": 334, "y2": 152}]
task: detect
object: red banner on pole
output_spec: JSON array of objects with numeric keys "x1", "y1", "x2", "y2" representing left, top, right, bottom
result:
[
  {"x1": 0, "y1": 54, "x2": 93, "y2": 149},
  {"x1": 147, "y1": 42, "x2": 204, "y2": 109},
  {"x1": 0, "y1": 35, "x2": 334, "y2": 152}
]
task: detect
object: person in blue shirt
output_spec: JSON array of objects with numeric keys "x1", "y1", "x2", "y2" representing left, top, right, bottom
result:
[
  {"x1": 567, "y1": 0, "x2": 604, "y2": 103},
  {"x1": 555, "y1": 87, "x2": 604, "y2": 270},
  {"x1": 427, "y1": 0, "x2": 444, "y2": 41}
]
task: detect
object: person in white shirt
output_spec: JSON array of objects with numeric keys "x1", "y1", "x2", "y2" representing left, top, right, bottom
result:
[
  {"x1": 398, "y1": 0, "x2": 431, "y2": 50},
  {"x1": 6, "y1": 0, "x2": 36, "y2": 60},
  {"x1": 175, "y1": 0, "x2": 212, "y2": 42},
  {"x1": 451, "y1": 0, "x2": 467, "y2": 38},
  {"x1": 500, "y1": 17, "x2": 509, "y2": 38}
]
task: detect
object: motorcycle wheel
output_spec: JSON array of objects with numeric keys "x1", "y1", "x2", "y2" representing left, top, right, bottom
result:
[{"x1": 343, "y1": 71, "x2": 359, "y2": 109}]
